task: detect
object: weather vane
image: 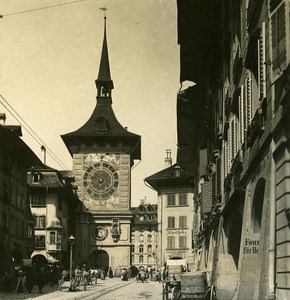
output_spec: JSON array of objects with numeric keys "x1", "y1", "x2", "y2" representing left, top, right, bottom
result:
[{"x1": 99, "y1": 6, "x2": 107, "y2": 18}]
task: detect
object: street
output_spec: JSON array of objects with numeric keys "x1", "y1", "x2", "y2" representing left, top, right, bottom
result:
[
  {"x1": 0, "y1": 277, "x2": 164, "y2": 300},
  {"x1": 96, "y1": 280, "x2": 163, "y2": 300}
]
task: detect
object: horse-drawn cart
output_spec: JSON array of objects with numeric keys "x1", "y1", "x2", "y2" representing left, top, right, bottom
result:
[{"x1": 162, "y1": 271, "x2": 217, "y2": 300}]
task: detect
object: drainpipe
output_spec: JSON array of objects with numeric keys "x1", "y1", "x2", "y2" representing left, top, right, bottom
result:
[{"x1": 268, "y1": 151, "x2": 276, "y2": 300}]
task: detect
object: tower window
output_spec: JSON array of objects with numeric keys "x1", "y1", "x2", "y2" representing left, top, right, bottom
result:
[{"x1": 95, "y1": 117, "x2": 109, "y2": 132}]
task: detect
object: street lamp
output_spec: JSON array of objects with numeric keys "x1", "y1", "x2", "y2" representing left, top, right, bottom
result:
[{"x1": 68, "y1": 235, "x2": 75, "y2": 279}]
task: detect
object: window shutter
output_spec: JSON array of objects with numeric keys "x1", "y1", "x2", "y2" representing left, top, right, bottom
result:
[
  {"x1": 228, "y1": 120, "x2": 232, "y2": 166},
  {"x1": 258, "y1": 22, "x2": 266, "y2": 99},
  {"x1": 271, "y1": 0, "x2": 288, "y2": 80},
  {"x1": 201, "y1": 181, "x2": 212, "y2": 214},
  {"x1": 231, "y1": 117, "x2": 238, "y2": 160},
  {"x1": 223, "y1": 143, "x2": 228, "y2": 176},
  {"x1": 216, "y1": 157, "x2": 221, "y2": 197},
  {"x1": 244, "y1": 72, "x2": 253, "y2": 128},
  {"x1": 239, "y1": 86, "x2": 245, "y2": 145}
]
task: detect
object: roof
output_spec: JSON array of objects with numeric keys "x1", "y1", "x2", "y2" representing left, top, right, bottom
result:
[
  {"x1": 0, "y1": 125, "x2": 42, "y2": 167},
  {"x1": 61, "y1": 16, "x2": 141, "y2": 160},
  {"x1": 145, "y1": 161, "x2": 195, "y2": 191}
]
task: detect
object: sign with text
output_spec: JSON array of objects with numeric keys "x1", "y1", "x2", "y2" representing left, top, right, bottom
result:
[
  {"x1": 167, "y1": 229, "x2": 188, "y2": 235},
  {"x1": 243, "y1": 234, "x2": 260, "y2": 255}
]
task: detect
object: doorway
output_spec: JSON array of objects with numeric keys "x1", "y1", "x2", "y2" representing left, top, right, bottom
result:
[{"x1": 93, "y1": 250, "x2": 109, "y2": 270}]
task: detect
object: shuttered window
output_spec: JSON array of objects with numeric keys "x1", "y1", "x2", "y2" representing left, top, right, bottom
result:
[
  {"x1": 167, "y1": 194, "x2": 176, "y2": 206},
  {"x1": 167, "y1": 236, "x2": 175, "y2": 249},
  {"x1": 244, "y1": 71, "x2": 253, "y2": 128},
  {"x1": 179, "y1": 236, "x2": 187, "y2": 249},
  {"x1": 258, "y1": 22, "x2": 266, "y2": 99},
  {"x1": 239, "y1": 87, "x2": 245, "y2": 145},
  {"x1": 271, "y1": 1, "x2": 287, "y2": 79},
  {"x1": 179, "y1": 216, "x2": 187, "y2": 228},
  {"x1": 168, "y1": 217, "x2": 175, "y2": 229}
]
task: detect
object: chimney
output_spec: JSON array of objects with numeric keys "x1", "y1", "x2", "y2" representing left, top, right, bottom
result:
[
  {"x1": 165, "y1": 149, "x2": 172, "y2": 168},
  {"x1": 0, "y1": 113, "x2": 6, "y2": 125}
]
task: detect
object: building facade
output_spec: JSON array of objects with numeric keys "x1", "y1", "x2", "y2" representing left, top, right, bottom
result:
[
  {"x1": 0, "y1": 120, "x2": 42, "y2": 289},
  {"x1": 131, "y1": 202, "x2": 158, "y2": 270},
  {"x1": 28, "y1": 166, "x2": 79, "y2": 266},
  {"x1": 61, "y1": 16, "x2": 141, "y2": 275},
  {"x1": 177, "y1": 0, "x2": 290, "y2": 299},
  {"x1": 145, "y1": 153, "x2": 195, "y2": 271}
]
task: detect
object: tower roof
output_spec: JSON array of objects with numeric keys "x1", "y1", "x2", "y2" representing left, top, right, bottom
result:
[
  {"x1": 61, "y1": 14, "x2": 141, "y2": 160},
  {"x1": 96, "y1": 16, "x2": 114, "y2": 90}
]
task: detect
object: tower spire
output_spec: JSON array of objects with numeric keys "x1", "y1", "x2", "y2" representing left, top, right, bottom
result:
[{"x1": 96, "y1": 7, "x2": 114, "y2": 98}]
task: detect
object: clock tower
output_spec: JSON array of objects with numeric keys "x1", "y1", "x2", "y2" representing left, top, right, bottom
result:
[{"x1": 61, "y1": 15, "x2": 141, "y2": 272}]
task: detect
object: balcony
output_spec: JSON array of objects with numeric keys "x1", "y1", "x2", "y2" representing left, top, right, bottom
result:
[
  {"x1": 231, "y1": 150, "x2": 244, "y2": 176},
  {"x1": 246, "y1": 109, "x2": 264, "y2": 147},
  {"x1": 224, "y1": 172, "x2": 233, "y2": 193}
]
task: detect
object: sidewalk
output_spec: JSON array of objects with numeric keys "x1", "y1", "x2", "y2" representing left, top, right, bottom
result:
[{"x1": 0, "y1": 277, "x2": 134, "y2": 300}]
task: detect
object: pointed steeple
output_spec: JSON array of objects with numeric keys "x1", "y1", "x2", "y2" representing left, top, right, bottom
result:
[{"x1": 95, "y1": 15, "x2": 114, "y2": 98}]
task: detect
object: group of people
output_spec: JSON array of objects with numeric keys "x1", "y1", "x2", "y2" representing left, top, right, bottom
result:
[
  {"x1": 135, "y1": 267, "x2": 162, "y2": 283},
  {"x1": 2, "y1": 263, "x2": 48, "y2": 294}
]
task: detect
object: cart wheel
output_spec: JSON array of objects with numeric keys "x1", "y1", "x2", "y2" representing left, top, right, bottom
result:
[
  {"x1": 171, "y1": 286, "x2": 181, "y2": 299},
  {"x1": 210, "y1": 285, "x2": 217, "y2": 300},
  {"x1": 162, "y1": 284, "x2": 168, "y2": 300},
  {"x1": 58, "y1": 280, "x2": 63, "y2": 292}
]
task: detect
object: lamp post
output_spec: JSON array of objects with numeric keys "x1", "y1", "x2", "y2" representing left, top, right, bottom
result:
[{"x1": 68, "y1": 235, "x2": 75, "y2": 279}]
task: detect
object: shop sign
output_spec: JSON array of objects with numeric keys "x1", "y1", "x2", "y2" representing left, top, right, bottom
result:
[
  {"x1": 243, "y1": 234, "x2": 260, "y2": 254},
  {"x1": 167, "y1": 229, "x2": 187, "y2": 235}
]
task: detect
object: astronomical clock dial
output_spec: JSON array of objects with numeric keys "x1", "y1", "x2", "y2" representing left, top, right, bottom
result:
[{"x1": 83, "y1": 158, "x2": 119, "y2": 201}]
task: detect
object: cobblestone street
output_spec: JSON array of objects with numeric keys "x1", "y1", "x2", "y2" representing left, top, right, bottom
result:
[{"x1": 0, "y1": 278, "x2": 163, "y2": 300}]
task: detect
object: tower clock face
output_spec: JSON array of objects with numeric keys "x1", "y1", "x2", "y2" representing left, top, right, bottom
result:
[{"x1": 83, "y1": 160, "x2": 119, "y2": 201}]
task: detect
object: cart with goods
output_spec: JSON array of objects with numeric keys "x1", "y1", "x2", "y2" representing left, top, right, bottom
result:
[{"x1": 162, "y1": 259, "x2": 217, "y2": 300}]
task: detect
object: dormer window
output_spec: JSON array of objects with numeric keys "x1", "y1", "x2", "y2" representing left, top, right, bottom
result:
[
  {"x1": 95, "y1": 117, "x2": 109, "y2": 132},
  {"x1": 173, "y1": 165, "x2": 182, "y2": 177},
  {"x1": 32, "y1": 173, "x2": 41, "y2": 183}
]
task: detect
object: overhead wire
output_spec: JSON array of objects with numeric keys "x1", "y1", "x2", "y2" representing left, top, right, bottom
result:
[
  {"x1": 0, "y1": 94, "x2": 69, "y2": 170},
  {"x1": 0, "y1": 0, "x2": 89, "y2": 18}
]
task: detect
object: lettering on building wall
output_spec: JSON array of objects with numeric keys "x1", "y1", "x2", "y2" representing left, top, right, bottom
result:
[
  {"x1": 167, "y1": 230, "x2": 187, "y2": 235},
  {"x1": 243, "y1": 237, "x2": 259, "y2": 254}
]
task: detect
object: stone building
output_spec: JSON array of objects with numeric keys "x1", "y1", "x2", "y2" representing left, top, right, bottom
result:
[
  {"x1": 131, "y1": 201, "x2": 158, "y2": 270},
  {"x1": 0, "y1": 118, "x2": 42, "y2": 287},
  {"x1": 28, "y1": 166, "x2": 79, "y2": 265},
  {"x1": 145, "y1": 151, "x2": 195, "y2": 271},
  {"x1": 176, "y1": 0, "x2": 290, "y2": 299},
  {"x1": 61, "y1": 15, "x2": 141, "y2": 274}
]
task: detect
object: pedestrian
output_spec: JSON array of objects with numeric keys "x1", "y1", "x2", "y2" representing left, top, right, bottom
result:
[
  {"x1": 35, "y1": 264, "x2": 45, "y2": 293},
  {"x1": 15, "y1": 268, "x2": 26, "y2": 293},
  {"x1": 108, "y1": 267, "x2": 113, "y2": 278},
  {"x1": 121, "y1": 268, "x2": 128, "y2": 281}
]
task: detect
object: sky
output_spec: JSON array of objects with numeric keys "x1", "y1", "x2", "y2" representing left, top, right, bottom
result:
[{"x1": 0, "y1": 0, "x2": 179, "y2": 206}]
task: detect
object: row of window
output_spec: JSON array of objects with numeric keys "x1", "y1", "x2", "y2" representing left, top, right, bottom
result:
[
  {"x1": 1, "y1": 184, "x2": 27, "y2": 212},
  {"x1": 132, "y1": 254, "x2": 155, "y2": 264},
  {"x1": 167, "y1": 236, "x2": 187, "y2": 249},
  {"x1": 35, "y1": 231, "x2": 61, "y2": 248},
  {"x1": 1, "y1": 212, "x2": 32, "y2": 238},
  {"x1": 167, "y1": 216, "x2": 187, "y2": 229},
  {"x1": 167, "y1": 194, "x2": 188, "y2": 206},
  {"x1": 135, "y1": 215, "x2": 156, "y2": 221},
  {"x1": 131, "y1": 234, "x2": 155, "y2": 243},
  {"x1": 132, "y1": 244, "x2": 156, "y2": 253},
  {"x1": 0, "y1": 158, "x2": 27, "y2": 185}
]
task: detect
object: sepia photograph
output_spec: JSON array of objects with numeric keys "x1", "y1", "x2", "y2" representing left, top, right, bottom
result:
[{"x1": 0, "y1": 0, "x2": 289, "y2": 299}]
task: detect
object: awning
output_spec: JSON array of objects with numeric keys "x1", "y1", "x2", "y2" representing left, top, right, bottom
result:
[
  {"x1": 31, "y1": 250, "x2": 59, "y2": 263},
  {"x1": 31, "y1": 250, "x2": 47, "y2": 258}
]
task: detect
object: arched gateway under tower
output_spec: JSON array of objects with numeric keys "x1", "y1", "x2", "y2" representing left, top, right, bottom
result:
[{"x1": 61, "y1": 13, "x2": 141, "y2": 275}]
